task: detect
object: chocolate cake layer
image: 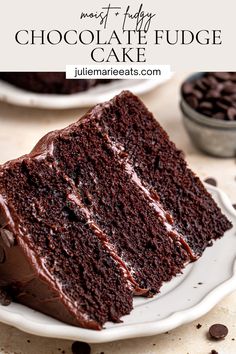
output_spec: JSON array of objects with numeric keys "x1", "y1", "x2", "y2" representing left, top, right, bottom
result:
[
  {"x1": 93, "y1": 91, "x2": 232, "y2": 257},
  {"x1": 0, "y1": 72, "x2": 111, "y2": 94},
  {"x1": 53, "y1": 114, "x2": 190, "y2": 294},
  {"x1": 0, "y1": 156, "x2": 133, "y2": 329},
  {"x1": 0, "y1": 91, "x2": 232, "y2": 329}
]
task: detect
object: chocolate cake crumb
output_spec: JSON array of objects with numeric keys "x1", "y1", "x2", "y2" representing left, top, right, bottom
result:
[
  {"x1": 27, "y1": 340, "x2": 30, "y2": 343},
  {"x1": 209, "y1": 324, "x2": 228, "y2": 340},
  {"x1": 196, "y1": 323, "x2": 202, "y2": 329},
  {"x1": 71, "y1": 341, "x2": 91, "y2": 354},
  {"x1": 204, "y1": 178, "x2": 217, "y2": 187},
  {"x1": 0, "y1": 287, "x2": 12, "y2": 306}
]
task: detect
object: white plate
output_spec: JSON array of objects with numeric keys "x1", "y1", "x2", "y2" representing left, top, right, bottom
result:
[
  {"x1": 0, "y1": 78, "x2": 168, "y2": 109},
  {"x1": 0, "y1": 184, "x2": 235, "y2": 343}
]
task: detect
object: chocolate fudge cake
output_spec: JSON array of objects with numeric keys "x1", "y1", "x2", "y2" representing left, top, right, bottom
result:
[
  {"x1": 0, "y1": 91, "x2": 231, "y2": 330},
  {"x1": 0, "y1": 72, "x2": 111, "y2": 94}
]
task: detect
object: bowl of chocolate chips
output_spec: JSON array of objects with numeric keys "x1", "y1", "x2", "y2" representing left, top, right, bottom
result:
[{"x1": 180, "y1": 72, "x2": 236, "y2": 157}]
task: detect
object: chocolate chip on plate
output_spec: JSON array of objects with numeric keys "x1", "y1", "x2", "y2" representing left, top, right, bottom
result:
[
  {"x1": 204, "y1": 178, "x2": 217, "y2": 187},
  {"x1": 211, "y1": 350, "x2": 218, "y2": 354},
  {"x1": 71, "y1": 341, "x2": 91, "y2": 354},
  {"x1": 209, "y1": 323, "x2": 228, "y2": 340}
]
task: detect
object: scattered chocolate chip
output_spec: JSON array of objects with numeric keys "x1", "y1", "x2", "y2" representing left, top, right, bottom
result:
[
  {"x1": 209, "y1": 323, "x2": 228, "y2": 340},
  {"x1": 100, "y1": 352, "x2": 105, "y2": 354},
  {"x1": 196, "y1": 323, "x2": 202, "y2": 329},
  {"x1": 233, "y1": 204, "x2": 236, "y2": 210},
  {"x1": 204, "y1": 178, "x2": 217, "y2": 187},
  {"x1": 27, "y1": 340, "x2": 31, "y2": 343},
  {"x1": 71, "y1": 341, "x2": 91, "y2": 354},
  {"x1": 211, "y1": 350, "x2": 218, "y2": 354},
  {"x1": 198, "y1": 282, "x2": 203, "y2": 285}
]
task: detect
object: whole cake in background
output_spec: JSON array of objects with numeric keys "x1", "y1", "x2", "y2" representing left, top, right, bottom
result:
[
  {"x1": 0, "y1": 72, "x2": 111, "y2": 94},
  {"x1": 0, "y1": 91, "x2": 232, "y2": 330}
]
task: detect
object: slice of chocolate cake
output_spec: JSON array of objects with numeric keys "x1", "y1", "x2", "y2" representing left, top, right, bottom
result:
[
  {"x1": 0, "y1": 91, "x2": 232, "y2": 330},
  {"x1": 0, "y1": 72, "x2": 111, "y2": 94}
]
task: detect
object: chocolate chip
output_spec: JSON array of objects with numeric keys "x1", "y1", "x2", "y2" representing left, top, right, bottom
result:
[
  {"x1": 213, "y1": 112, "x2": 226, "y2": 120},
  {"x1": 199, "y1": 101, "x2": 213, "y2": 110},
  {"x1": 195, "y1": 79, "x2": 208, "y2": 91},
  {"x1": 182, "y1": 82, "x2": 193, "y2": 95},
  {"x1": 207, "y1": 76, "x2": 218, "y2": 87},
  {"x1": 192, "y1": 89, "x2": 203, "y2": 100},
  {"x1": 0, "y1": 246, "x2": 5, "y2": 263},
  {"x1": 213, "y1": 72, "x2": 231, "y2": 80},
  {"x1": 206, "y1": 90, "x2": 221, "y2": 99},
  {"x1": 227, "y1": 107, "x2": 236, "y2": 121},
  {"x1": 182, "y1": 72, "x2": 236, "y2": 121},
  {"x1": 186, "y1": 95, "x2": 198, "y2": 109},
  {"x1": 204, "y1": 178, "x2": 217, "y2": 187},
  {"x1": 223, "y1": 84, "x2": 236, "y2": 95},
  {"x1": 232, "y1": 204, "x2": 236, "y2": 210},
  {"x1": 196, "y1": 323, "x2": 202, "y2": 329},
  {"x1": 211, "y1": 350, "x2": 218, "y2": 354},
  {"x1": 216, "y1": 101, "x2": 229, "y2": 111},
  {"x1": 71, "y1": 341, "x2": 91, "y2": 354},
  {"x1": 209, "y1": 323, "x2": 228, "y2": 340}
]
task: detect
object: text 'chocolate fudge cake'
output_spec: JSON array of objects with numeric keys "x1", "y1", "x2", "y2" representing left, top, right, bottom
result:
[{"x1": 0, "y1": 91, "x2": 232, "y2": 329}]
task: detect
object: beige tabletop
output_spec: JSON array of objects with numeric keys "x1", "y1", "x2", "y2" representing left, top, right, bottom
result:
[{"x1": 0, "y1": 73, "x2": 235, "y2": 354}]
